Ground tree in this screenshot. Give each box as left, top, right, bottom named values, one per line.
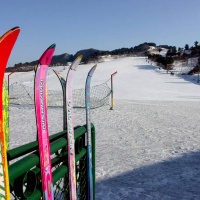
left=171, top=46, right=177, bottom=54
left=156, top=56, right=174, bottom=68
left=198, top=57, right=200, bottom=66
left=194, top=41, right=198, bottom=47
left=185, top=44, right=189, bottom=50
left=178, top=47, right=182, bottom=52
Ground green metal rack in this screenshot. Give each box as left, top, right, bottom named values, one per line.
left=8, top=124, right=96, bottom=200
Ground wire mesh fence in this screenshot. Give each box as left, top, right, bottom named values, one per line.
left=9, top=82, right=111, bottom=109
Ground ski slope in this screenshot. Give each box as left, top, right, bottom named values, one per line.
left=8, top=57, right=200, bottom=199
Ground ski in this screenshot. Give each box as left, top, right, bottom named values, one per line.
left=3, top=80, right=9, bottom=151
left=66, top=55, right=82, bottom=200
left=53, top=70, right=67, bottom=130
left=0, top=26, right=20, bottom=199
left=85, top=65, right=97, bottom=200
left=34, top=44, right=56, bottom=200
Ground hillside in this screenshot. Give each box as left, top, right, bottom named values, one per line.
left=6, top=43, right=175, bottom=72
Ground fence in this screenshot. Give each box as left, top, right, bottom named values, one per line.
left=9, top=82, right=111, bottom=109
left=8, top=124, right=96, bottom=200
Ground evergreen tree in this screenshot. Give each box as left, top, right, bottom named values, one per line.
left=185, top=44, right=189, bottom=50
left=194, top=41, right=198, bottom=47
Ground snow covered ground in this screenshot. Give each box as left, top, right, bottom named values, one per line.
left=7, top=57, right=200, bottom=199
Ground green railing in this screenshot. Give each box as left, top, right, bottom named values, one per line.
left=8, top=124, right=96, bottom=200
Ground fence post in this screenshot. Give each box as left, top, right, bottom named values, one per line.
left=110, top=71, right=117, bottom=110
left=197, top=67, right=200, bottom=83
left=8, top=72, right=14, bottom=96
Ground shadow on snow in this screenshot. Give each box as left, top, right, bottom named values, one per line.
left=135, top=65, right=157, bottom=71
left=96, top=150, right=200, bottom=200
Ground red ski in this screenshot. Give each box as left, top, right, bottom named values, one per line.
left=0, top=27, right=20, bottom=199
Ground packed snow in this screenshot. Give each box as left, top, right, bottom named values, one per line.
left=7, top=57, right=200, bottom=199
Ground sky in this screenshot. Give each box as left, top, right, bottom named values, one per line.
left=1, top=0, right=200, bottom=66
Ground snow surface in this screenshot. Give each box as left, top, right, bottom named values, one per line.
left=8, top=57, right=200, bottom=199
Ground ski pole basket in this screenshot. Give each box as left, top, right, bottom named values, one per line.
left=8, top=124, right=96, bottom=200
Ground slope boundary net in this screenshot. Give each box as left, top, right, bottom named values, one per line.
left=9, top=82, right=111, bottom=109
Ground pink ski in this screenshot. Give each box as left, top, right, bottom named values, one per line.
left=34, top=44, right=56, bottom=200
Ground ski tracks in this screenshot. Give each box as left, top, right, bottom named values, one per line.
left=9, top=99, right=200, bottom=199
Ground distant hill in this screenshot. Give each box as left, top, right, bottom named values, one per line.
left=74, top=48, right=103, bottom=64
left=6, top=42, right=174, bottom=72
left=6, top=53, right=74, bottom=72
left=74, top=48, right=101, bottom=58
left=51, top=53, right=74, bottom=65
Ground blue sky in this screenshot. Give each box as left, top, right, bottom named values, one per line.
left=1, top=0, right=200, bottom=66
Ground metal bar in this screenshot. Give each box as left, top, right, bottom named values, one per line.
left=110, top=71, right=117, bottom=110
left=9, top=153, right=39, bottom=183
left=8, top=72, right=14, bottom=96
left=7, top=130, right=66, bottom=160
left=8, top=124, right=83, bottom=161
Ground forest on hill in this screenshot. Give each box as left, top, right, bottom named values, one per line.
left=6, top=41, right=200, bottom=74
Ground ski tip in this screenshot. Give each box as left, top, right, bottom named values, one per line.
left=39, top=43, right=56, bottom=65
left=53, top=69, right=66, bottom=80
left=77, top=55, right=83, bottom=59
left=88, top=64, right=97, bottom=76
left=0, top=26, right=20, bottom=72
left=0, top=26, right=20, bottom=42
left=11, top=27, right=20, bottom=37
left=70, top=55, right=83, bottom=71
left=48, top=43, right=56, bottom=49
left=11, top=26, right=20, bottom=31
left=53, top=69, right=60, bottom=75
left=91, top=64, right=97, bottom=71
